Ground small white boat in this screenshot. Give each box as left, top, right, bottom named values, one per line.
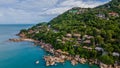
left=36, top=60, right=39, bottom=64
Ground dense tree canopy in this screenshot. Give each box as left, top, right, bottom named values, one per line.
left=20, top=0, right=120, bottom=65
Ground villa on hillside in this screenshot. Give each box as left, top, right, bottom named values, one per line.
left=69, top=7, right=87, bottom=14
left=112, top=52, right=120, bottom=57
left=95, top=47, right=104, bottom=52
left=108, top=12, right=119, bottom=17
left=96, top=13, right=106, bottom=19
left=66, top=34, right=72, bottom=38
left=83, top=35, right=94, bottom=39
left=83, top=40, right=91, bottom=44
left=28, top=30, right=34, bottom=34
left=73, top=34, right=81, bottom=38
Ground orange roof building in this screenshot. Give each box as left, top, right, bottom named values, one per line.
left=108, top=12, right=119, bottom=17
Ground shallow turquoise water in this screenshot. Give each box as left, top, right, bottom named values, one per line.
left=0, top=24, right=99, bottom=68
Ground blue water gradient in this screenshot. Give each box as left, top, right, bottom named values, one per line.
left=0, top=24, right=99, bottom=68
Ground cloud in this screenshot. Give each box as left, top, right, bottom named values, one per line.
left=59, top=0, right=101, bottom=8
left=0, top=0, right=17, bottom=5
left=41, top=0, right=109, bottom=16
left=42, top=7, right=71, bottom=15
left=0, top=8, right=40, bottom=23
left=0, top=0, right=110, bottom=24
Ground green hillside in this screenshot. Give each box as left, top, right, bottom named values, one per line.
left=19, top=0, right=120, bottom=65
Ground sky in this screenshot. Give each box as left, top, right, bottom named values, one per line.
left=0, top=0, right=110, bottom=24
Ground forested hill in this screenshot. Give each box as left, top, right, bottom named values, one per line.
left=49, top=0, right=120, bottom=26
left=20, top=0, right=120, bottom=65
left=96, top=0, right=120, bottom=13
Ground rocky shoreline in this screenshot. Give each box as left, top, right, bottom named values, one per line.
left=9, top=38, right=120, bottom=68
left=9, top=38, right=36, bottom=42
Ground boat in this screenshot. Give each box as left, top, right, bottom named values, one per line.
left=36, top=60, right=39, bottom=64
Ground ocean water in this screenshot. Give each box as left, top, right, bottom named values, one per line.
left=0, top=24, right=99, bottom=68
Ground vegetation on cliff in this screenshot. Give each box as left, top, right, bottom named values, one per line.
left=19, top=0, right=120, bottom=65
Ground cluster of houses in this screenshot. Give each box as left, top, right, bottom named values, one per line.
left=68, top=7, right=119, bottom=19
left=108, top=12, right=119, bottom=17
left=56, top=33, right=94, bottom=46
left=96, top=12, right=119, bottom=20
left=59, top=33, right=94, bottom=45
left=69, top=7, right=87, bottom=14
left=27, top=25, right=51, bottom=34
left=28, top=29, right=40, bottom=34
left=27, top=25, right=43, bottom=34
left=60, top=33, right=120, bottom=57
left=96, top=13, right=106, bottom=19
left=95, top=47, right=120, bottom=57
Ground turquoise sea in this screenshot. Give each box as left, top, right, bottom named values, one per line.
left=0, top=24, right=99, bottom=68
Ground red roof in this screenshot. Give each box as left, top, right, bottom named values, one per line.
left=109, top=12, right=118, bottom=16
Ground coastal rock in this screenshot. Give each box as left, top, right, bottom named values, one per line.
left=44, top=56, right=65, bottom=66
left=66, top=56, right=72, bottom=60
left=50, top=61, right=55, bottom=66
left=71, top=60, right=78, bottom=66
left=89, top=59, right=95, bottom=64
left=100, top=62, right=108, bottom=68
left=18, top=33, right=26, bottom=38
left=9, top=38, right=22, bottom=42
left=13, top=34, right=120, bottom=68
left=46, top=61, right=50, bottom=66
left=79, top=58, right=86, bottom=64
left=9, top=38, right=35, bottom=42
left=61, top=55, right=66, bottom=59
left=75, top=55, right=80, bottom=61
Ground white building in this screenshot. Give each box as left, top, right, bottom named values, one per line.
left=95, top=47, right=104, bottom=52
left=112, top=52, right=120, bottom=57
